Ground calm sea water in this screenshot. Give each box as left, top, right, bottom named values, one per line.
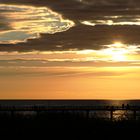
left=0, top=100, right=140, bottom=106
left=0, top=100, right=140, bottom=120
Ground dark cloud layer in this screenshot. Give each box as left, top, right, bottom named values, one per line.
left=1, top=25, right=140, bottom=52
left=1, top=0, right=140, bottom=20
left=0, top=0, right=140, bottom=52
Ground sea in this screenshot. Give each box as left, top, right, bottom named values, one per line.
left=0, top=100, right=140, bottom=106
left=0, top=100, right=140, bottom=121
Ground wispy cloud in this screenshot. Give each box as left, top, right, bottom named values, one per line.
left=75, top=0, right=140, bottom=6
left=81, top=15, right=140, bottom=26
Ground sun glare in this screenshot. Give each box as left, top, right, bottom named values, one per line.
left=108, top=42, right=125, bottom=48
left=102, top=42, right=129, bottom=61
left=112, top=52, right=126, bottom=62
left=113, top=42, right=124, bottom=48
left=103, top=48, right=127, bottom=61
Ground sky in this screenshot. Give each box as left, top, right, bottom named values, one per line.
left=0, top=0, right=140, bottom=99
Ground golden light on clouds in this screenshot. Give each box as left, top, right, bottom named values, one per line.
left=101, top=42, right=128, bottom=62
left=0, top=41, right=140, bottom=63
left=80, top=15, right=140, bottom=26
left=102, top=42, right=140, bottom=62
left=0, top=4, right=75, bottom=44
left=110, top=42, right=124, bottom=48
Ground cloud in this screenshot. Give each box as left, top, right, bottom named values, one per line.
left=0, top=1, right=140, bottom=53
left=1, top=24, right=140, bottom=52
left=0, top=4, right=74, bottom=44
left=75, top=0, right=140, bottom=7
left=81, top=15, right=140, bottom=26
left=1, top=0, right=140, bottom=20
left=0, top=41, right=140, bottom=64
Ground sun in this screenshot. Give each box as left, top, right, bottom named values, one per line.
left=111, top=51, right=127, bottom=61
left=108, top=42, right=124, bottom=48
left=103, top=42, right=128, bottom=61
left=113, top=42, right=124, bottom=48
left=107, top=48, right=127, bottom=61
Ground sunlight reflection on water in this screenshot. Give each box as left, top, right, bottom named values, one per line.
left=113, top=110, right=133, bottom=121
left=89, top=110, right=134, bottom=121
left=89, top=111, right=110, bottom=119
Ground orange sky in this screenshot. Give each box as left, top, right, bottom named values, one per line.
left=0, top=66, right=140, bottom=99
left=1, top=3, right=140, bottom=99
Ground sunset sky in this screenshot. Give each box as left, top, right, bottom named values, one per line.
left=0, top=0, right=140, bottom=99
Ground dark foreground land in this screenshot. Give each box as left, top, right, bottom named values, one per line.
left=0, top=113, right=140, bottom=139
left=0, top=100, right=140, bottom=138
